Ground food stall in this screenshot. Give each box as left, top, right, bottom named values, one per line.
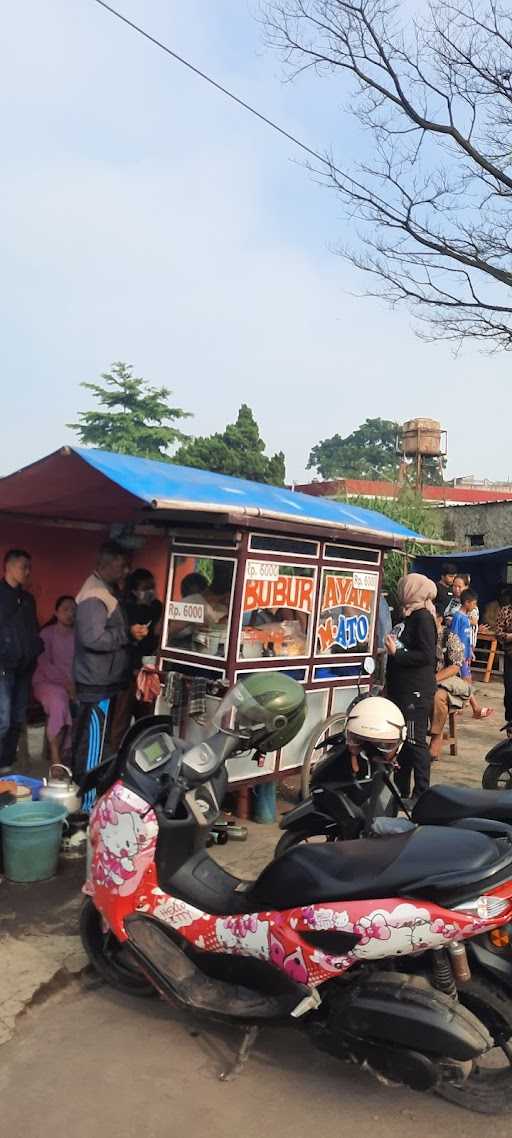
left=158, top=529, right=388, bottom=785
left=0, top=447, right=426, bottom=787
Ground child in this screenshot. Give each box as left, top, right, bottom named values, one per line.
left=462, top=573, right=480, bottom=655
left=452, top=589, right=493, bottom=720
left=444, top=575, right=466, bottom=626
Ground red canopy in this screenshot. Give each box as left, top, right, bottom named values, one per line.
left=0, top=449, right=143, bottom=524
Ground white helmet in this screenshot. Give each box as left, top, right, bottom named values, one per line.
left=346, top=696, right=406, bottom=762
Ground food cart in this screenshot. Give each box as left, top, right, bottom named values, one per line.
left=158, top=523, right=384, bottom=785
left=149, top=469, right=423, bottom=787
left=0, top=447, right=424, bottom=787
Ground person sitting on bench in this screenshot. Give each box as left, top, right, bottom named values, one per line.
left=33, top=596, right=76, bottom=766
left=430, top=605, right=470, bottom=761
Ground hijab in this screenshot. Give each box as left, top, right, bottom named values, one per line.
left=397, top=573, right=437, bottom=619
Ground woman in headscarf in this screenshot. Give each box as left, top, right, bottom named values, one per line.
left=385, top=573, right=438, bottom=800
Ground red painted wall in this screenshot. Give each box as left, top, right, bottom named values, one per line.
left=0, top=518, right=169, bottom=625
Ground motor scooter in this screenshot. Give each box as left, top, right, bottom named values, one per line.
left=80, top=677, right=512, bottom=1113
left=278, top=718, right=512, bottom=996
left=483, top=724, right=512, bottom=790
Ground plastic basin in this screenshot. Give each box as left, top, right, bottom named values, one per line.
left=0, top=801, right=68, bottom=882
left=6, top=773, right=45, bottom=800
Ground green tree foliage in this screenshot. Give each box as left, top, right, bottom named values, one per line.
left=68, top=362, right=191, bottom=460
left=340, top=487, right=443, bottom=607
left=174, top=404, right=286, bottom=486
left=308, top=417, right=444, bottom=484
left=309, top=418, right=398, bottom=481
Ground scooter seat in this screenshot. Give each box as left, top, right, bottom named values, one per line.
left=412, top=784, right=512, bottom=826
left=247, top=825, right=512, bottom=910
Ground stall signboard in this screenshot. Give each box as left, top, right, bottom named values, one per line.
left=316, top=569, right=377, bottom=655
left=246, top=560, right=280, bottom=582
left=168, top=600, right=205, bottom=623
left=239, top=563, right=316, bottom=660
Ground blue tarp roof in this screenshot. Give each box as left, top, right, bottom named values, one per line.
left=75, top=448, right=425, bottom=544
left=415, top=546, right=512, bottom=565
left=414, top=547, right=512, bottom=610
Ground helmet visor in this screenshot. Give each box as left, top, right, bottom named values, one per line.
left=211, top=682, right=268, bottom=733
left=347, top=731, right=401, bottom=762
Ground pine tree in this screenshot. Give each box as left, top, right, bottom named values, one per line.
left=175, top=404, right=286, bottom=485
left=68, top=362, right=191, bottom=460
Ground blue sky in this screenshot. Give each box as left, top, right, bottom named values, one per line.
left=2, top=0, right=511, bottom=482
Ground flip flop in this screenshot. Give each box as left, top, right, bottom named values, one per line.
left=473, top=707, right=495, bottom=719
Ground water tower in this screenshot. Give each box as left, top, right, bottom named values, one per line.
left=398, top=418, right=447, bottom=488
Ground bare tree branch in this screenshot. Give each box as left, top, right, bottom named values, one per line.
left=264, top=0, right=512, bottom=347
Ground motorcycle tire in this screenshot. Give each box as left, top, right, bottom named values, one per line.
left=275, top=827, right=334, bottom=857
left=482, top=764, right=512, bottom=791
left=300, top=713, right=348, bottom=800
left=436, top=974, right=512, bottom=1113
left=80, top=898, right=156, bottom=998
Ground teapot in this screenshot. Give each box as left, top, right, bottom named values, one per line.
left=40, top=764, right=81, bottom=816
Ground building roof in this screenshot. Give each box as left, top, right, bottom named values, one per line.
left=439, top=498, right=512, bottom=510
left=416, top=545, right=512, bottom=565
left=293, top=478, right=512, bottom=505
left=0, top=447, right=429, bottom=544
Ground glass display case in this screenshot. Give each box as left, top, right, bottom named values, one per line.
left=158, top=526, right=385, bottom=784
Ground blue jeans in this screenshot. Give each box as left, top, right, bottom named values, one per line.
left=0, top=670, right=30, bottom=770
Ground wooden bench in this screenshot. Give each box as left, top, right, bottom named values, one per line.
left=442, top=709, right=458, bottom=757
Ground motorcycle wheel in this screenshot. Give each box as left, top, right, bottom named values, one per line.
left=80, top=898, right=156, bottom=998
left=437, top=975, right=512, bottom=1113
left=300, top=713, right=348, bottom=800
left=275, top=827, right=334, bottom=857
left=482, top=765, right=512, bottom=790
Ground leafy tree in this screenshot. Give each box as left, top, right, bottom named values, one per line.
left=341, top=487, right=443, bottom=606
left=308, top=418, right=399, bottom=480
left=68, top=362, right=191, bottom=460
left=266, top=1, right=512, bottom=349
left=308, top=417, right=445, bottom=484
left=175, top=404, right=286, bottom=485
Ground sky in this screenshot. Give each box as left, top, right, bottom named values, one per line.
left=2, top=0, right=511, bottom=483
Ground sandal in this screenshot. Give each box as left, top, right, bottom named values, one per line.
left=473, top=707, right=495, bottom=719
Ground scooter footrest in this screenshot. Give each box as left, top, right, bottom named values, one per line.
left=125, top=916, right=301, bottom=1021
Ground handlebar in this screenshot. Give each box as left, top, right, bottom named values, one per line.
left=164, top=780, right=185, bottom=818
left=314, top=729, right=346, bottom=752
left=179, top=730, right=247, bottom=788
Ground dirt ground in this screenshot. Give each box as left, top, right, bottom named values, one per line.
left=2, top=981, right=511, bottom=1138
left=1, top=679, right=510, bottom=1135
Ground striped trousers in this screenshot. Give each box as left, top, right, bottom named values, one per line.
left=72, top=697, right=113, bottom=813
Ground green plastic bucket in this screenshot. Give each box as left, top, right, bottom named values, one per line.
left=0, top=801, right=68, bottom=883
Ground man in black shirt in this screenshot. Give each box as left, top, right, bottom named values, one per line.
left=0, top=549, right=42, bottom=773
left=435, top=562, right=457, bottom=617
left=109, top=568, right=163, bottom=752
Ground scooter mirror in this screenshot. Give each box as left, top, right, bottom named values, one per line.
left=363, top=656, right=376, bottom=676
